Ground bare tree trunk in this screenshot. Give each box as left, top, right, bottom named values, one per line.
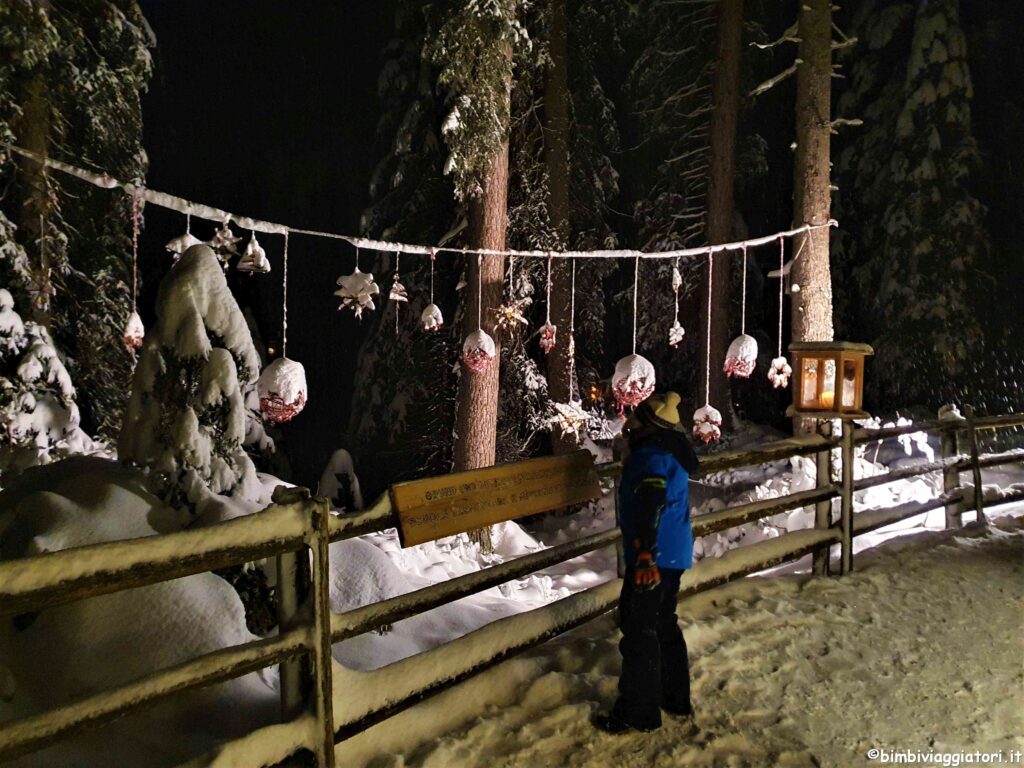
left=453, top=142, right=509, bottom=551
left=791, top=0, right=835, bottom=434
left=13, top=77, right=53, bottom=328
left=543, top=0, right=576, bottom=454
left=703, top=0, right=744, bottom=427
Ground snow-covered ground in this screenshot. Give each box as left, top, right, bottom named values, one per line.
left=344, top=510, right=1024, bottom=768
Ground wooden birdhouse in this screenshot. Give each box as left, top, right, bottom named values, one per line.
left=787, top=341, right=873, bottom=418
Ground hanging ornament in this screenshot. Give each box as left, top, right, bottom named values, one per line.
left=27, top=267, right=55, bottom=314
left=259, top=232, right=308, bottom=425
left=540, top=254, right=557, bottom=354
left=237, top=231, right=271, bottom=274
left=462, top=328, right=496, bottom=373
left=421, top=249, right=444, bottom=332
left=258, top=357, right=307, bottom=425
left=207, top=219, right=241, bottom=267
left=389, top=252, right=408, bottom=333
left=768, top=236, right=792, bottom=388
left=123, top=190, right=145, bottom=352
left=166, top=213, right=202, bottom=258
left=462, top=254, right=496, bottom=373
left=724, top=245, right=758, bottom=378
left=493, top=256, right=530, bottom=336
left=550, top=400, right=590, bottom=440
left=612, top=257, right=656, bottom=410
left=335, top=248, right=380, bottom=319
left=123, top=310, right=145, bottom=351
left=668, top=259, right=685, bottom=348
left=692, top=404, right=723, bottom=445
left=694, top=251, right=722, bottom=443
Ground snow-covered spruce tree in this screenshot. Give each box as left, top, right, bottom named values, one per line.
left=834, top=0, right=986, bottom=409
left=0, top=0, right=152, bottom=440
left=119, top=244, right=261, bottom=510
left=0, top=287, right=96, bottom=484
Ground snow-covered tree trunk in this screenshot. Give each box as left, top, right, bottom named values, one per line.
left=704, top=0, right=743, bottom=427
left=542, top=0, right=576, bottom=454
left=791, top=0, right=834, bottom=433
left=454, top=138, right=509, bottom=551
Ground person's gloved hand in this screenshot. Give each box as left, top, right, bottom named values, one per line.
left=633, top=550, right=661, bottom=590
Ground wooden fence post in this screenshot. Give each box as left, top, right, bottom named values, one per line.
left=276, top=547, right=309, bottom=721
left=812, top=420, right=834, bottom=576
left=839, top=419, right=855, bottom=575
left=939, top=406, right=963, bottom=529
left=965, top=405, right=987, bottom=527
left=309, top=497, right=337, bottom=768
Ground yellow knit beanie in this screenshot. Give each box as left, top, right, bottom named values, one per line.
left=635, top=391, right=682, bottom=429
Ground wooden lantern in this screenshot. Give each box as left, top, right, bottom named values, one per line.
left=787, top=341, right=873, bottom=418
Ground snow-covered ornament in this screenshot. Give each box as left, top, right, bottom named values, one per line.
left=207, top=219, right=241, bottom=267
left=123, top=310, right=145, bottom=351
left=462, top=254, right=496, bottom=373
left=258, top=357, right=307, bottom=424
left=166, top=213, right=202, bottom=259
left=724, top=245, right=758, bottom=378
left=768, top=356, right=792, bottom=389
left=335, top=249, right=380, bottom=319
left=550, top=400, right=590, bottom=440
left=540, top=322, right=557, bottom=354
left=237, top=231, right=271, bottom=274
left=669, top=260, right=685, bottom=348
left=421, top=249, right=444, bottom=332
left=724, top=333, right=758, bottom=378
left=768, top=236, right=791, bottom=390
left=462, top=328, right=496, bottom=373
left=612, top=353, right=656, bottom=409
left=692, top=404, right=722, bottom=445
left=540, top=254, right=557, bottom=354
left=613, top=257, right=656, bottom=409
left=493, top=257, right=529, bottom=337
left=26, top=267, right=56, bottom=314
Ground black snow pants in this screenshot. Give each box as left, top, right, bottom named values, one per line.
left=611, top=566, right=692, bottom=729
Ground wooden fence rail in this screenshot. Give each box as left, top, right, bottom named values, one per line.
left=1, top=409, right=1022, bottom=768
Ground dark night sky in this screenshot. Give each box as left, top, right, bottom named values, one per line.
left=138, top=1, right=395, bottom=487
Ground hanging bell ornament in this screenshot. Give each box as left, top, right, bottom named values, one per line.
left=123, top=310, right=145, bottom=351
left=420, top=303, right=444, bottom=332
left=237, top=233, right=271, bottom=274
left=334, top=268, right=380, bottom=319
left=540, top=322, right=557, bottom=354
left=767, top=356, right=793, bottom=389
left=723, top=333, right=758, bottom=378
left=258, top=357, right=308, bottom=425
left=462, top=329, right=496, bottom=373
left=611, top=354, right=656, bottom=410
left=692, top=404, right=722, bottom=445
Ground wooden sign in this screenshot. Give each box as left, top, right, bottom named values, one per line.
left=391, top=450, right=601, bottom=547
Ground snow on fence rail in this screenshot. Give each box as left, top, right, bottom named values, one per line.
left=1, top=410, right=1022, bottom=768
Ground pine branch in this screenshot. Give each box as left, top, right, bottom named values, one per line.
left=749, top=60, right=802, bottom=97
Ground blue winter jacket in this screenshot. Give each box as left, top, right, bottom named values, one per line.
left=618, top=430, right=699, bottom=570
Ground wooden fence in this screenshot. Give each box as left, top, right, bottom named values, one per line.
left=1, top=408, right=1022, bottom=767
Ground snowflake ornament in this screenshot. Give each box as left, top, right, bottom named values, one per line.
left=462, top=329, right=496, bottom=373
left=335, top=268, right=380, bottom=319
left=237, top=233, right=271, bottom=274
left=692, top=404, right=722, bottom=445
left=540, top=322, right=557, bottom=354
left=767, top=356, right=793, bottom=389
left=612, top=354, right=656, bottom=410
left=550, top=400, right=590, bottom=440
left=421, top=303, right=444, bottom=332
left=207, top=221, right=241, bottom=267
left=123, top=310, right=145, bottom=351
left=724, top=333, right=758, bottom=378
left=166, top=232, right=203, bottom=258
left=493, top=297, right=530, bottom=336
left=258, top=357, right=308, bottom=424
left=668, top=320, right=685, bottom=348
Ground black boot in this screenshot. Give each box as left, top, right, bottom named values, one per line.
left=592, top=711, right=658, bottom=734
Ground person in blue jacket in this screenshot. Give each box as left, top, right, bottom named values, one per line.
left=593, top=391, right=699, bottom=734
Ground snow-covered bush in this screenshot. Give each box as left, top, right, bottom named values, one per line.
left=119, top=244, right=262, bottom=509
left=0, top=287, right=96, bottom=482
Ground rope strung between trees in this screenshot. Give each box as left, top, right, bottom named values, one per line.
left=3, top=143, right=836, bottom=262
